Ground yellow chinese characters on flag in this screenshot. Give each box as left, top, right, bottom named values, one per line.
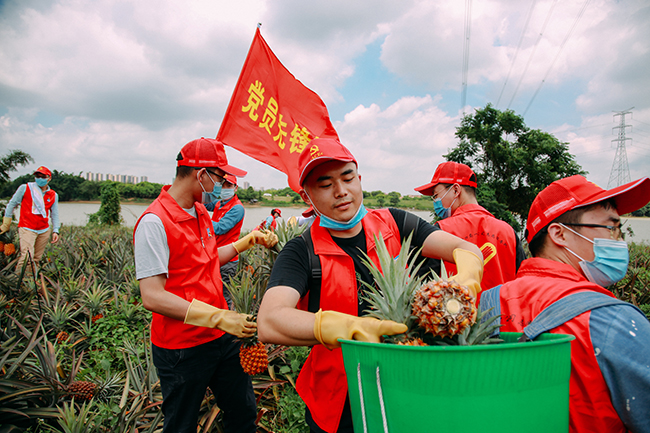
left=217, top=28, right=339, bottom=193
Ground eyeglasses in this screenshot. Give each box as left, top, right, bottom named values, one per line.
left=205, top=169, right=226, bottom=186
left=431, top=185, right=452, bottom=201
left=561, top=223, right=625, bottom=241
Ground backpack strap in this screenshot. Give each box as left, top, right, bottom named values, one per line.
left=401, top=210, right=419, bottom=239
left=521, top=291, right=642, bottom=341
left=301, top=228, right=322, bottom=313
left=479, top=285, right=502, bottom=337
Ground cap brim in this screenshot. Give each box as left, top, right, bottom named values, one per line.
left=414, top=182, right=435, bottom=195
left=218, top=165, right=247, bottom=178
left=579, top=177, right=650, bottom=215
left=302, top=206, right=315, bottom=217
left=299, top=156, right=356, bottom=186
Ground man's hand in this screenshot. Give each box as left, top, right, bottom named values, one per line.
left=0, top=217, right=12, bottom=234
left=232, top=230, right=278, bottom=253
left=448, top=248, right=484, bottom=299
left=184, top=299, right=256, bottom=338
left=51, top=233, right=60, bottom=244
left=313, top=309, right=407, bottom=350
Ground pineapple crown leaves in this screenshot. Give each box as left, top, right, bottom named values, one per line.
left=358, top=232, right=427, bottom=324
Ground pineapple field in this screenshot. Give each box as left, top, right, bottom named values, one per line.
left=1, top=221, right=649, bottom=432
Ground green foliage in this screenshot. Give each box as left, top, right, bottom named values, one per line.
left=631, top=204, right=650, bottom=217
left=0, top=150, right=34, bottom=185
left=446, top=104, right=585, bottom=230
left=610, top=242, right=650, bottom=307
left=387, top=191, right=401, bottom=206
left=88, top=183, right=121, bottom=226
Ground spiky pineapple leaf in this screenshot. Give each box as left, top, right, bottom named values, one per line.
left=358, top=232, right=427, bottom=324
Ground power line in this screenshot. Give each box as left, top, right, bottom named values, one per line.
left=461, top=0, right=472, bottom=113
left=496, top=0, right=537, bottom=108
left=523, top=0, right=591, bottom=116
left=507, top=0, right=558, bottom=109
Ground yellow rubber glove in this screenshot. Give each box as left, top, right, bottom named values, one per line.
left=448, top=248, right=484, bottom=299
left=232, top=230, right=278, bottom=253
left=313, top=309, right=408, bottom=350
left=0, top=217, right=12, bottom=234
left=184, top=299, right=256, bottom=338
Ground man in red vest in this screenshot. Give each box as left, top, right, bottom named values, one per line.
left=133, top=137, right=277, bottom=433
left=415, top=162, right=526, bottom=300
left=258, top=138, right=485, bottom=433
left=205, top=175, right=244, bottom=307
left=1, top=166, right=60, bottom=273
left=483, top=175, right=650, bottom=432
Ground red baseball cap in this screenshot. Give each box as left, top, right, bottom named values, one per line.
left=177, top=137, right=247, bottom=177
left=415, top=161, right=477, bottom=195
left=272, top=208, right=282, bottom=217
left=526, top=175, right=650, bottom=243
left=34, top=166, right=52, bottom=177
left=302, top=206, right=315, bottom=218
left=223, top=175, right=237, bottom=186
left=298, top=138, right=357, bottom=186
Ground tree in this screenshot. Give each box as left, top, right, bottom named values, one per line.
left=88, top=183, right=122, bottom=225
left=0, top=150, right=34, bottom=185
left=446, top=104, right=585, bottom=231
left=376, top=193, right=386, bottom=208
left=388, top=191, right=401, bottom=207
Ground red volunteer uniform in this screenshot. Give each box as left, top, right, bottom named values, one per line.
left=211, top=195, right=244, bottom=262
left=19, top=183, right=57, bottom=231
left=437, top=204, right=518, bottom=297
left=498, top=257, right=625, bottom=433
left=296, top=209, right=401, bottom=433
left=134, top=186, right=228, bottom=349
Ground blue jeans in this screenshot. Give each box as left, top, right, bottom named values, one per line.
left=152, top=334, right=256, bottom=433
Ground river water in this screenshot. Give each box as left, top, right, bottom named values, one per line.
left=52, top=202, right=650, bottom=244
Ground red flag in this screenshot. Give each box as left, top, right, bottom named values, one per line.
left=217, top=28, right=339, bottom=193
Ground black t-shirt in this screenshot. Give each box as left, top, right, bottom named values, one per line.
left=266, top=208, right=440, bottom=316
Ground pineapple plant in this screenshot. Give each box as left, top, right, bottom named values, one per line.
left=227, top=267, right=269, bottom=375
left=360, top=234, right=501, bottom=346
left=66, top=380, right=98, bottom=401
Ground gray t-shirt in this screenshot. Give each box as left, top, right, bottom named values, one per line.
left=134, top=207, right=197, bottom=280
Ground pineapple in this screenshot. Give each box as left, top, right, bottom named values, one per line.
left=358, top=233, right=427, bottom=344
left=227, top=267, right=269, bottom=376
left=4, top=243, right=15, bottom=256
left=360, top=233, right=501, bottom=346
left=67, top=380, right=97, bottom=402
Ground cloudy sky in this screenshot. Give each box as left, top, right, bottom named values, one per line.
left=1, top=0, right=649, bottom=196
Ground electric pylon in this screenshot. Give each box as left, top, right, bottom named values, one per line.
left=607, top=108, right=633, bottom=188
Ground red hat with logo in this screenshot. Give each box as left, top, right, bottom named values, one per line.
left=298, top=138, right=357, bottom=187
left=177, top=137, right=247, bottom=177
left=34, top=166, right=52, bottom=177
left=526, top=175, right=650, bottom=243
left=223, top=175, right=238, bottom=186
left=415, top=161, right=477, bottom=196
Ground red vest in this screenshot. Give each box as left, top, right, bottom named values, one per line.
left=211, top=196, right=244, bottom=262
left=437, top=204, right=518, bottom=300
left=499, top=258, right=626, bottom=433
left=296, top=209, right=402, bottom=433
left=19, top=183, right=56, bottom=231
left=134, top=186, right=228, bottom=349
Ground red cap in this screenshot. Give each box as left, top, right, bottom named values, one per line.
left=177, top=137, right=247, bottom=177
left=298, top=138, right=357, bottom=186
left=415, top=161, right=477, bottom=195
left=302, top=206, right=315, bottom=218
left=34, top=166, right=52, bottom=177
left=223, top=174, right=237, bottom=186
left=526, top=175, right=650, bottom=243
left=272, top=208, right=282, bottom=217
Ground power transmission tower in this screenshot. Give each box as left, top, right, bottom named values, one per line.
left=607, top=108, right=633, bottom=188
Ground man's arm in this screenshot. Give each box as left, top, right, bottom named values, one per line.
left=140, top=273, right=190, bottom=321
left=421, top=230, right=482, bottom=261
left=213, top=204, right=244, bottom=235
left=257, top=285, right=319, bottom=346
left=50, top=192, right=60, bottom=243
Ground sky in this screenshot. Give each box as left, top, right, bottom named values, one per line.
left=1, top=0, right=649, bottom=197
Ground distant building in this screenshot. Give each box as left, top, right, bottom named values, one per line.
left=242, top=181, right=250, bottom=189
left=84, top=172, right=147, bottom=185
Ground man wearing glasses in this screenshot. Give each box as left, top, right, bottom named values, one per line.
left=482, top=175, right=650, bottom=432
left=133, top=137, right=277, bottom=432
left=415, top=162, right=526, bottom=301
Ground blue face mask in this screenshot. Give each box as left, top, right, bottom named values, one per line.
left=199, top=171, right=222, bottom=204
left=562, top=224, right=629, bottom=287
left=220, top=188, right=235, bottom=202
left=433, top=186, right=456, bottom=219
left=35, top=177, right=49, bottom=187
left=318, top=203, right=368, bottom=231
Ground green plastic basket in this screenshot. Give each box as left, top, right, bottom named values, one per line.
left=340, top=332, right=575, bottom=433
